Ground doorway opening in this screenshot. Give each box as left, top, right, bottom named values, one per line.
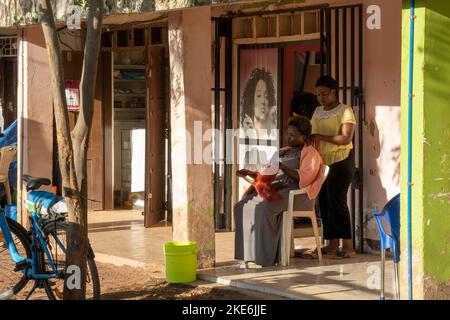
left=87, top=26, right=171, bottom=258
left=0, top=56, right=17, bottom=130
left=0, top=34, right=18, bottom=209
left=101, top=26, right=171, bottom=229
left=112, top=49, right=147, bottom=215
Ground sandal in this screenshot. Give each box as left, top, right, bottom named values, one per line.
left=330, top=248, right=357, bottom=259
left=320, top=246, right=339, bottom=255
left=245, top=262, right=262, bottom=269
left=295, top=248, right=318, bottom=259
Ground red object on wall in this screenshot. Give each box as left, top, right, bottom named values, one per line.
left=65, top=80, right=80, bottom=111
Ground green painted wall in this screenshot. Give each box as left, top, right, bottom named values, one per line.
left=421, top=0, right=450, bottom=284
left=401, top=0, right=450, bottom=298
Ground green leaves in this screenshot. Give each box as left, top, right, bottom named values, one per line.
left=73, top=0, right=89, bottom=9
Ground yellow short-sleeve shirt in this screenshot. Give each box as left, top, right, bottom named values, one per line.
left=311, top=104, right=356, bottom=166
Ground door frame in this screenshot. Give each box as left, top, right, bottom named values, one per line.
left=213, top=3, right=365, bottom=251
left=144, top=45, right=169, bottom=228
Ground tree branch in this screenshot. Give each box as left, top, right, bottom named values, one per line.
left=72, top=0, right=104, bottom=193
left=38, top=0, right=78, bottom=196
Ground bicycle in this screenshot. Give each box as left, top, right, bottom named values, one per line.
left=0, top=175, right=100, bottom=300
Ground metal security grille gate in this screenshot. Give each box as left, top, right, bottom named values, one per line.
left=212, top=18, right=233, bottom=231
left=212, top=4, right=364, bottom=250
left=322, top=4, right=365, bottom=252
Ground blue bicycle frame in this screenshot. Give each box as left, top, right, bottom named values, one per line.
left=0, top=211, right=29, bottom=265
left=0, top=209, right=65, bottom=280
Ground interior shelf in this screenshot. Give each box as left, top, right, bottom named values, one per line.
left=114, top=79, right=146, bottom=82
left=114, top=65, right=145, bottom=70
left=115, top=93, right=146, bottom=97
left=114, top=108, right=146, bottom=112
left=113, top=50, right=147, bottom=119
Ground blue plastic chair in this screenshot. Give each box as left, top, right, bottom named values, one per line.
left=372, top=193, right=400, bottom=300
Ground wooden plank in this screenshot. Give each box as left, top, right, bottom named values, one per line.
left=231, top=43, right=238, bottom=231
left=103, top=52, right=114, bottom=210
left=62, top=51, right=107, bottom=210
left=87, top=52, right=106, bottom=210
left=233, top=32, right=320, bottom=45
left=144, top=46, right=166, bottom=227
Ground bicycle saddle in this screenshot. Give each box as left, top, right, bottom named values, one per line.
left=22, top=175, right=51, bottom=191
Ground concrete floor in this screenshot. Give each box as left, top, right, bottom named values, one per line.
left=88, top=210, right=236, bottom=266
left=88, top=210, right=396, bottom=300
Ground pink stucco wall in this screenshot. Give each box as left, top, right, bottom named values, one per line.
left=359, top=0, right=402, bottom=242
left=21, top=26, right=53, bottom=184
left=16, top=26, right=53, bottom=223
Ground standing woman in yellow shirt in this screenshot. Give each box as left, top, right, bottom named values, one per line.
left=311, top=76, right=356, bottom=259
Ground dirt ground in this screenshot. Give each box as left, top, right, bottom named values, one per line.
left=98, top=262, right=281, bottom=300
left=9, top=262, right=283, bottom=300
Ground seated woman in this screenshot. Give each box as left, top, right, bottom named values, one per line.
left=234, top=115, right=324, bottom=267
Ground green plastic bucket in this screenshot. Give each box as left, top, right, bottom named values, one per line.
left=164, top=241, right=197, bottom=283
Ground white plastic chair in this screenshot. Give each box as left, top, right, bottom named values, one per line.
left=280, top=165, right=329, bottom=266
left=0, top=145, right=17, bottom=205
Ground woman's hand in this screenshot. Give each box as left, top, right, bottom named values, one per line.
left=312, top=123, right=355, bottom=146
left=236, top=169, right=255, bottom=178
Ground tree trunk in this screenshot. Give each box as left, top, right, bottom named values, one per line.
left=67, top=0, right=103, bottom=300
left=72, top=0, right=103, bottom=193
left=38, top=0, right=104, bottom=299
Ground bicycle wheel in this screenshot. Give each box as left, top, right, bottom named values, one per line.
left=0, top=217, right=32, bottom=299
left=41, top=221, right=100, bottom=300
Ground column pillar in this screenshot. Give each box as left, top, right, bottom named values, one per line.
left=17, top=26, right=53, bottom=224
left=401, top=0, right=450, bottom=299
left=168, top=7, right=215, bottom=268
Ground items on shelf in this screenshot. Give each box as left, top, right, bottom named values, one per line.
left=113, top=70, right=123, bottom=79
left=119, top=52, right=132, bottom=65
left=114, top=88, right=146, bottom=95
left=128, top=97, right=144, bottom=108
left=113, top=51, right=147, bottom=116
left=114, top=97, right=145, bottom=109
left=114, top=69, right=145, bottom=80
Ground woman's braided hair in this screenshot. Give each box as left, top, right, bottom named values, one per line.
left=287, top=115, right=312, bottom=145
